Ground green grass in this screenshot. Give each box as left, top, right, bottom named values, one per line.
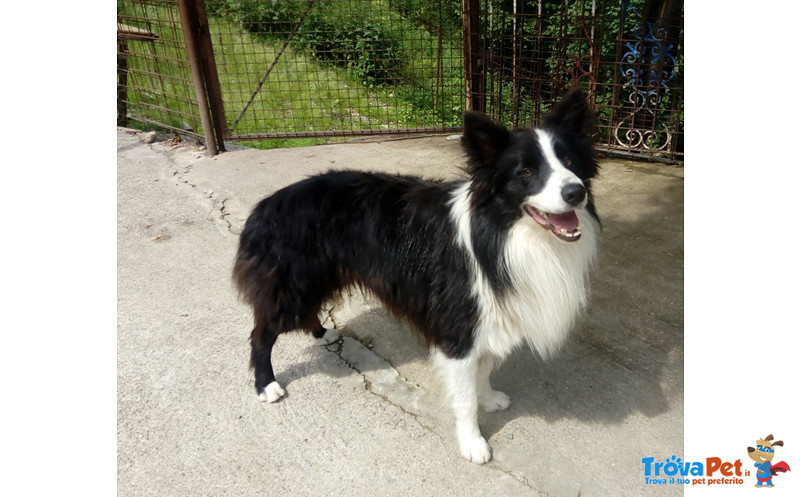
left=119, top=1, right=464, bottom=149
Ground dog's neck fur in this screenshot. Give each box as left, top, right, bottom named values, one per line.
left=449, top=180, right=598, bottom=360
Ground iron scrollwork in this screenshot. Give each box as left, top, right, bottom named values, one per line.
left=615, top=2, right=679, bottom=152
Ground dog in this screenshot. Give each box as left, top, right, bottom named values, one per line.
left=233, top=89, right=600, bottom=464
left=747, top=434, right=791, bottom=487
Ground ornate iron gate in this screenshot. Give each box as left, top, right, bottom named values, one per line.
left=471, top=0, right=683, bottom=160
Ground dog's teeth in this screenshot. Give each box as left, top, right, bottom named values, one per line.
left=558, top=227, right=582, bottom=239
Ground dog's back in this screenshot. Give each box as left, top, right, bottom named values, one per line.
left=234, top=171, right=477, bottom=354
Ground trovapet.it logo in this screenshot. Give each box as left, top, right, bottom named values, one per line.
left=641, top=433, right=792, bottom=488
left=641, top=455, right=747, bottom=487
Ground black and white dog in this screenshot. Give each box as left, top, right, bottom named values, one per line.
left=234, top=89, right=599, bottom=463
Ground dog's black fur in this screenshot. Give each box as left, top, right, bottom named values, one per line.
left=234, top=89, right=599, bottom=416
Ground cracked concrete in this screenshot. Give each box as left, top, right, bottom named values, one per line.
left=118, top=127, right=683, bottom=496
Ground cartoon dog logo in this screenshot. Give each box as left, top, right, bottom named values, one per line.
left=747, top=434, right=791, bottom=488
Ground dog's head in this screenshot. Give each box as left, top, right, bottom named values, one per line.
left=461, top=89, right=598, bottom=242
left=748, top=434, right=783, bottom=463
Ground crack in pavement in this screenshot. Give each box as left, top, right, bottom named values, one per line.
left=320, top=327, right=542, bottom=494
left=155, top=143, right=241, bottom=238
left=324, top=334, right=441, bottom=439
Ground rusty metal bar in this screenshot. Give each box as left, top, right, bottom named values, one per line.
left=177, top=0, right=218, bottom=155
left=511, top=0, right=519, bottom=127
left=193, top=0, right=227, bottom=151
left=118, top=40, right=129, bottom=127
left=117, top=23, right=160, bottom=41
left=135, top=116, right=203, bottom=137
left=230, top=126, right=462, bottom=140
left=462, top=0, right=484, bottom=112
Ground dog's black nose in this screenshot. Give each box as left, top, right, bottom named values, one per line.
left=561, top=183, right=586, bottom=206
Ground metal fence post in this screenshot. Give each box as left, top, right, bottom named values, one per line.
left=118, top=40, right=129, bottom=127
left=193, top=0, right=227, bottom=152
left=177, top=0, right=218, bottom=155
left=462, top=0, right=485, bottom=113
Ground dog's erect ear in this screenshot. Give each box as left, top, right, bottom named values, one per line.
left=462, top=111, right=510, bottom=170
left=543, top=89, right=594, bottom=137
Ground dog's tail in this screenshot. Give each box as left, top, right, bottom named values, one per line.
left=232, top=200, right=276, bottom=308
left=233, top=197, right=325, bottom=336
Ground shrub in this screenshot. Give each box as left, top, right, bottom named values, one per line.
left=305, top=16, right=404, bottom=86
left=216, top=0, right=405, bottom=86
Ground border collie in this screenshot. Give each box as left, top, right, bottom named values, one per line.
left=234, top=89, right=599, bottom=464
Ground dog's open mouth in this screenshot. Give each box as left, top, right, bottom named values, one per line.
left=524, top=205, right=582, bottom=242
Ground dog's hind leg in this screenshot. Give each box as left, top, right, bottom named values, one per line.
left=310, top=317, right=340, bottom=346
left=250, top=316, right=285, bottom=403
left=432, top=350, right=492, bottom=464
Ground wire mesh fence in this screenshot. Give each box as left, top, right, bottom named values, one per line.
left=118, top=0, right=205, bottom=139
left=117, top=0, right=683, bottom=160
left=204, top=0, right=465, bottom=139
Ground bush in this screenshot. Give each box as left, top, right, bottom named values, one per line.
left=216, top=0, right=405, bottom=86
left=297, top=11, right=405, bottom=86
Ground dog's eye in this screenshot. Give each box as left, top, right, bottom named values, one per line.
left=520, top=168, right=533, bottom=177
left=565, top=158, right=573, bottom=166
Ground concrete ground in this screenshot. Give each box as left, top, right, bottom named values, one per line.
left=117, top=128, right=683, bottom=496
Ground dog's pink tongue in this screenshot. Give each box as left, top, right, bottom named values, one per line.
left=548, top=211, right=579, bottom=232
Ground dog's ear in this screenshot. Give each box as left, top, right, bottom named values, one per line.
left=772, top=440, right=784, bottom=447
left=543, top=89, right=594, bottom=137
left=462, top=111, right=510, bottom=171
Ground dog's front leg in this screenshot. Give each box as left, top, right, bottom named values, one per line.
left=434, top=351, right=492, bottom=464
left=477, top=355, right=511, bottom=412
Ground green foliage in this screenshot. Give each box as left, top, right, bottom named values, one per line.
left=208, top=0, right=465, bottom=124
left=298, top=12, right=405, bottom=86
left=478, top=0, right=681, bottom=148
left=119, top=0, right=465, bottom=139
left=213, top=0, right=406, bottom=86
left=388, top=0, right=461, bottom=35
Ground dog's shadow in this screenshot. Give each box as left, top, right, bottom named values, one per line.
left=278, top=298, right=674, bottom=434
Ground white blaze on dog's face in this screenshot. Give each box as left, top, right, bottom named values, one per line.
left=525, top=130, right=587, bottom=213
left=518, top=129, right=589, bottom=241
left=460, top=90, right=598, bottom=243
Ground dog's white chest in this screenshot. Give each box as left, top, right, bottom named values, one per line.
left=475, top=211, right=598, bottom=359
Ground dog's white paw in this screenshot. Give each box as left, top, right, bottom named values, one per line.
left=459, top=436, right=492, bottom=464
left=314, top=328, right=340, bottom=346
left=479, top=389, right=511, bottom=412
left=258, top=381, right=286, bottom=403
